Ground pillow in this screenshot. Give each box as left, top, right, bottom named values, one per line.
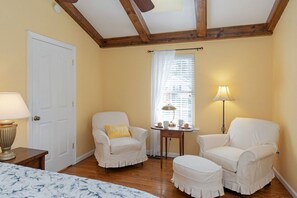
left=104, top=124, right=131, bottom=139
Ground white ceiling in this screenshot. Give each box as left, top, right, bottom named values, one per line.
left=207, top=0, right=276, bottom=28
left=142, top=0, right=196, bottom=34
left=74, top=0, right=138, bottom=38
left=74, top=0, right=276, bottom=38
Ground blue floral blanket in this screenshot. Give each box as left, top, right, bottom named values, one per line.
left=0, top=162, right=157, bottom=198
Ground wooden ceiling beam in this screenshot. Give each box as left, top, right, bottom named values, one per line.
left=102, top=24, right=271, bottom=48
left=55, top=0, right=104, bottom=47
left=56, top=0, right=287, bottom=48
left=207, top=24, right=270, bottom=39
left=119, top=0, right=151, bottom=42
left=266, top=0, right=289, bottom=32
left=195, top=0, right=207, bottom=37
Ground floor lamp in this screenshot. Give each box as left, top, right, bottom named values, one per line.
left=214, top=86, right=234, bottom=134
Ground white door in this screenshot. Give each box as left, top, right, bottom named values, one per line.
left=28, top=32, right=76, bottom=172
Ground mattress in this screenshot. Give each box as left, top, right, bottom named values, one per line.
left=0, top=162, right=157, bottom=198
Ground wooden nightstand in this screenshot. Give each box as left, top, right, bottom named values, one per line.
left=4, top=147, right=48, bottom=170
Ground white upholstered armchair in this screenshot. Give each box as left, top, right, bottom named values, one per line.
left=92, top=112, right=148, bottom=168
left=197, top=117, right=279, bottom=195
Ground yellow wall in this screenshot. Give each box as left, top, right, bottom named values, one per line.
left=101, top=36, right=274, bottom=155
left=2, top=1, right=295, bottom=193
left=272, top=0, right=297, bottom=193
left=0, top=0, right=103, bottom=157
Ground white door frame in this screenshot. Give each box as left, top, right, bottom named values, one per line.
left=27, top=31, right=76, bottom=165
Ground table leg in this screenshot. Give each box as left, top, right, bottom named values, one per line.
left=179, top=135, right=182, bottom=156
left=182, top=132, right=184, bottom=155
left=160, top=132, right=163, bottom=168
left=165, top=137, right=168, bottom=159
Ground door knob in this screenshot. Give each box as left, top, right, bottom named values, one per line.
left=33, top=116, right=41, bottom=121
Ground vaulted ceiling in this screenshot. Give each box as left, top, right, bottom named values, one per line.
left=55, top=0, right=289, bottom=48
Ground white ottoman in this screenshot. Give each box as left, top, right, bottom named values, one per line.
left=171, top=155, right=224, bottom=198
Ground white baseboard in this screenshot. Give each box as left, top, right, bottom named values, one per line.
left=274, top=168, right=297, bottom=198
left=75, top=149, right=95, bottom=164
left=164, top=152, right=179, bottom=158
left=146, top=150, right=180, bottom=158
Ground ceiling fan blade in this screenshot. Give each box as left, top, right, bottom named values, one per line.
left=133, top=0, right=154, bottom=12
left=62, top=0, right=78, bottom=3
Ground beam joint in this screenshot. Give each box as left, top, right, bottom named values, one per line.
left=266, top=0, right=289, bottom=32
left=119, top=0, right=151, bottom=42
left=195, top=0, right=207, bottom=37
left=55, top=0, right=104, bottom=47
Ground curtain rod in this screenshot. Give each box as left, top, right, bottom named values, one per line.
left=147, top=47, right=203, bottom=53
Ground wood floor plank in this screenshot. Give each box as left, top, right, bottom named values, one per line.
left=61, top=156, right=292, bottom=198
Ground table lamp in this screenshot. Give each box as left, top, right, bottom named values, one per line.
left=0, top=92, right=30, bottom=161
left=162, top=104, right=176, bottom=127
left=214, top=86, right=234, bottom=134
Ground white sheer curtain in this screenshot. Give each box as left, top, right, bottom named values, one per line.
left=150, top=51, right=175, bottom=156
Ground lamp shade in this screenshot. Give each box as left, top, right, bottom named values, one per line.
left=214, top=86, right=233, bottom=101
left=162, top=104, right=176, bottom=110
left=0, top=92, right=30, bottom=120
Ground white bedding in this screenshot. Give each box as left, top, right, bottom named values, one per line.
left=0, top=162, right=157, bottom=198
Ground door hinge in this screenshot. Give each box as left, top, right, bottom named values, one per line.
left=72, top=59, right=74, bottom=65
left=72, top=143, right=75, bottom=149
left=72, top=101, right=74, bottom=107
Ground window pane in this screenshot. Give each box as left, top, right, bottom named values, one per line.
left=161, top=55, right=195, bottom=126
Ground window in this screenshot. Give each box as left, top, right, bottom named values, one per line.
left=160, top=54, right=195, bottom=126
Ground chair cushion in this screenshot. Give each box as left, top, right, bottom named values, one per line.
left=204, top=146, right=244, bottom=172
left=105, top=125, right=131, bottom=139
left=173, top=155, right=222, bottom=177
left=110, top=137, right=142, bottom=154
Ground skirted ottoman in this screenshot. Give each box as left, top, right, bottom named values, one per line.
left=171, top=155, right=224, bottom=198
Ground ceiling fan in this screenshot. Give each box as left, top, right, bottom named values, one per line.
left=62, top=0, right=155, bottom=12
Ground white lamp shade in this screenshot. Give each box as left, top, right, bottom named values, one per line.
left=214, top=86, right=234, bottom=101
left=0, top=92, right=30, bottom=120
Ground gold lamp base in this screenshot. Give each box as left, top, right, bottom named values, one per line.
left=0, top=150, right=16, bottom=161
left=0, top=122, right=17, bottom=161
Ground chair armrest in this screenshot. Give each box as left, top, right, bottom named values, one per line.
left=129, top=126, right=148, bottom=143
left=239, top=144, right=276, bottom=162
left=92, top=129, right=110, bottom=145
left=197, top=134, right=229, bottom=155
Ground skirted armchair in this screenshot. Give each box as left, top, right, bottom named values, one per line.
left=197, top=117, right=279, bottom=195
left=92, top=112, right=148, bottom=168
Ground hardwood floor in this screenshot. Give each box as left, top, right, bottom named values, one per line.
left=61, top=156, right=292, bottom=198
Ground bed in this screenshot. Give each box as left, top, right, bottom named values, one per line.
left=0, top=162, right=157, bottom=198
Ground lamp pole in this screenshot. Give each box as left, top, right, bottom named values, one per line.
left=221, top=100, right=226, bottom=134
